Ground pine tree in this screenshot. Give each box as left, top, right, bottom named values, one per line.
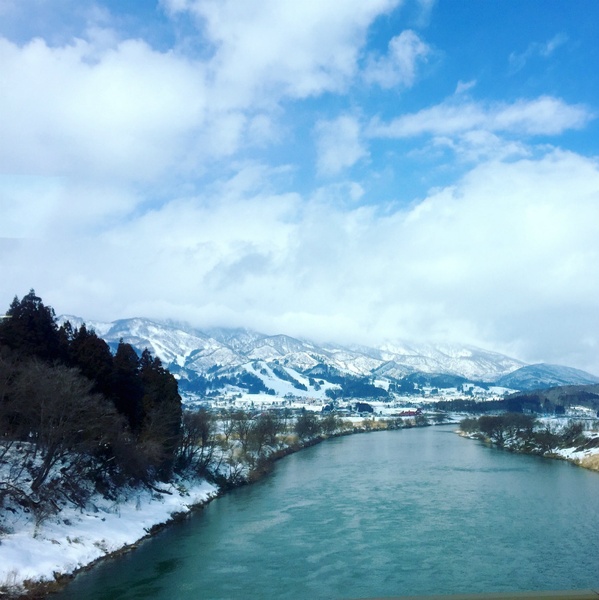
left=111, top=340, right=144, bottom=431
left=139, top=349, right=182, bottom=477
left=0, top=290, right=60, bottom=361
left=69, top=325, right=114, bottom=397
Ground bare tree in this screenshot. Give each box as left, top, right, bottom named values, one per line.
left=219, top=409, right=235, bottom=445
left=13, top=360, right=120, bottom=494
left=232, top=410, right=253, bottom=451
left=178, top=409, right=217, bottom=475
left=248, top=412, right=281, bottom=454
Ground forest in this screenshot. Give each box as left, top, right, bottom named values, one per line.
left=0, top=292, right=359, bottom=528
left=0, top=291, right=192, bottom=519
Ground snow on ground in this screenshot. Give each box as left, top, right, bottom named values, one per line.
left=0, top=478, right=217, bottom=593
left=553, top=430, right=599, bottom=463
left=2, top=411, right=597, bottom=594
left=245, top=361, right=338, bottom=400
left=556, top=445, right=598, bottom=461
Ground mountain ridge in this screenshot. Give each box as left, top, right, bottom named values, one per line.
left=57, top=315, right=599, bottom=397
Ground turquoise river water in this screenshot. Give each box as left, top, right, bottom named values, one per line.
left=54, top=425, right=599, bottom=599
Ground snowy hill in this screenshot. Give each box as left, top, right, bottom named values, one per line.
left=57, top=316, right=597, bottom=398
left=495, top=364, right=599, bottom=391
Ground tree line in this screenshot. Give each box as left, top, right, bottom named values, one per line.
left=180, top=407, right=350, bottom=487
left=0, top=291, right=183, bottom=519
left=0, top=290, right=436, bottom=528
left=0, top=292, right=358, bottom=521
left=459, top=413, right=591, bottom=454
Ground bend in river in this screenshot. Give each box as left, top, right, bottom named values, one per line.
left=55, top=426, right=599, bottom=599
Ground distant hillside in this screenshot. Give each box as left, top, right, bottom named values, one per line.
left=495, top=364, right=599, bottom=391
left=57, top=316, right=599, bottom=399
left=505, top=383, right=599, bottom=414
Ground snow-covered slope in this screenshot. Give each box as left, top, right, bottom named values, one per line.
left=57, top=316, right=597, bottom=396
left=375, top=341, right=525, bottom=381
left=496, top=364, right=599, bottom=390
left=59, top=316, right=243, bottom=370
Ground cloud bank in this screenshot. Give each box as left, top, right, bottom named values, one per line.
left=1, top=1, right=598, bottom=375
left=3, top=150, right=598, bottom=373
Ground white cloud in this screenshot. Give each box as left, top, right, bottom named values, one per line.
left=0, top=36, right=208, bottom=181
left=0, top=0, right=404, bottom=212
left=0, top=175, right=140, bottom=238
left=246, top=114, right=281, bottom=148
left=315, top=115, right=368, bottom=176
left=164, top=0, right=400, bottom=103
left=509, top=33, right=568, bottom=72
left=370, top=96, right=593, bottom=138
left=311, top=181, right=365, bottom=205
left=491, top=97, right=591, bottom=135
left=413, top=0, right=436, bottom=27
left=363, top=30, right=431, bottom=89
left=432, top=130, right=531, bottom=162
left=455, top=79, right=476, bottom=95
left=3, top=151, right=598, bottom=372
left=369, top=95, right=594, bottom=165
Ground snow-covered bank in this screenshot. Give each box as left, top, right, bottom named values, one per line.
left=457, top=415, right=599, bottom=473
left=0, top=416, right=421, bottom=597
left=552, top=441, right=599, bottom=471
left=0, top=478, right=217, bottom=597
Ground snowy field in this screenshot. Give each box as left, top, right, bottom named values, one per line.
left=0, top=476, right=216, bottom=595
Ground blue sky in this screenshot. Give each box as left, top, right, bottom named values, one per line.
left=1, top=0, right=598, bottom=373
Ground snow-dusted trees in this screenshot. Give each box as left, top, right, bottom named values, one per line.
left=476, top=413, right=536, bottom=447
left=0, top=355, right=127, bottom=521
left=459, top=413, right=591, bottom=457
left=294, top=409, right=321, bottom=440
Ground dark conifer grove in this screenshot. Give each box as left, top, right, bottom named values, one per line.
left=0, top=290, right=185, bottom=517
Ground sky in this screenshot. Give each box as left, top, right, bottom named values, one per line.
left=1, top=0, right=598, bottom=374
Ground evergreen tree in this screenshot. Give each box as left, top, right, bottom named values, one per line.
left=56, top=320, right=74, bottom=364
left=138, top=349, right=182, bottom=476
left=111, top=340, right=144, bottom=431
left=0, top=290, right=60, bottom=361
left=0, top=291, right=191, bottom=498
left=69, top=325, right=114, bottom=397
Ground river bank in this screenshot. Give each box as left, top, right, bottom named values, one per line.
left=0, top=417, right=417, bottom=599
left=457, top=415, right=599, bottom=472
left=459, top=430, right=599, bottom=472
left=47, top=423, right=599, bottom=599
left=14, top=414, right=595, bottom=599
left=0, top=477, right=218, bottom=599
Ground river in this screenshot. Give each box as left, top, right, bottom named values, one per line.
left=54, top=426, right=599, bottom=599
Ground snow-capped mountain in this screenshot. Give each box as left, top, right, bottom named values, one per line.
left=58, top=315, right=597, bottom=397
left=495, top=364, right=599, bottom=391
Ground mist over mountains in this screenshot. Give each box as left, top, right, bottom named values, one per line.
left=59, top=316, right=599, bottom=399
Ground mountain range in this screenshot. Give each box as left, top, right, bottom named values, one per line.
left=59, top=316, right=599, bottom=400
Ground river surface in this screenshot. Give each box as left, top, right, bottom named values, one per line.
left=55, top=426, right=599, bottom=599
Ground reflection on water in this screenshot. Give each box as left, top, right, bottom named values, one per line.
left=56, top=426, right=599, bottom=599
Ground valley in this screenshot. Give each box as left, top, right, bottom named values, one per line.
left=58, top=315, right=599, bottom=417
